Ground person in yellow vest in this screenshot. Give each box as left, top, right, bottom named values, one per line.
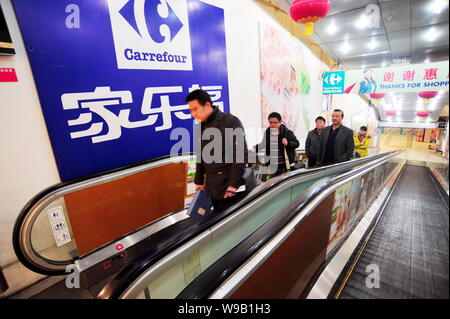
left=354, top=126, right=371, bottom=158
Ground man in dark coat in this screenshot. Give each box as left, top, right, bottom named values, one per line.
left=305, top=116, right=326, bottom=168
left=319, top=109, right=355, bottom=166
left=187, top=89, right=251, bottom=213
left=254, top=112, right=300, bottom=177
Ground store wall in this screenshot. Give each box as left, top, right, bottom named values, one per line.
left=0, top=0, right=332, bottom=296
left=214, top=0, right=330, bottom=147
left=330, top=93, right=371, bottom=130
left=0, top=0, right=61, bottom=297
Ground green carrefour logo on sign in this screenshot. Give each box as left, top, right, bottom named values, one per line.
left=323, top=71, right=345, bottom=94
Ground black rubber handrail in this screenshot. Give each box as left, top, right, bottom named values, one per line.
left=12, top=153, right=194, bottom=276
left=98, top=151, right=399, bottom=299
left=175, top=154, right=400, bottom=299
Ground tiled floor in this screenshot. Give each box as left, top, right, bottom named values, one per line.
left=369, top=134, right=449, bottom=164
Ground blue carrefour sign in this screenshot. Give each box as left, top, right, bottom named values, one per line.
left=13, top=0, right=230, bottom=181
left=323, top=71, right=345, bottom=94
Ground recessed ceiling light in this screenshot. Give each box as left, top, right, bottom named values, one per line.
left=429, top=0, right=448, bottom=14
left=367, top=39, right=378, bottom=50
left=355, top=14, right=371, bottom=29
left=425, top=28, right=440, bottom=42
left=340, top=42, right=351, bottom=54
left=327, top=23, right=338, bottom=35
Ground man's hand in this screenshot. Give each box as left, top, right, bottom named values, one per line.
left=195, top=184, right=205, bottom=191
left=282, top=138, right=288, bottom=146
left=224, top=186, right=238, bottom=198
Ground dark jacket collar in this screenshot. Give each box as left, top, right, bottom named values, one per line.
left=204, top=106, right=223, bottom=124
left=314, top=128, right=323, bottom=135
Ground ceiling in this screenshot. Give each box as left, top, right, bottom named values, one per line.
left=275, top=0, right=449, bottom=69
left=374, top=90, right=449, bottom=123
left=274, top=0, right=449, bottom=123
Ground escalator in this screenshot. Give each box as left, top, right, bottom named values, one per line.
left=96, top=151, right=405, bottom=299
left=331, top=164, right=449, bottom=299
left=13, top=151, right=410, bottom=299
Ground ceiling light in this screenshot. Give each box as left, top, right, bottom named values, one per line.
left=425, top=28, right=440, bottom=42
left=367, top=39, right=378, bottom=50
left=340, top=42, right=351, bottom=54
left=382, top=61, right=387, bottom=67
left=327, top=23, right=338, bottom=35
left=355, top=14, right=371, bottom=29
left=429, top=0, right=448, bottom=14
left=424, top=58, right=430, bottom=63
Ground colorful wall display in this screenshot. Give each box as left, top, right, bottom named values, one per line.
left=327, top=161, right=395, bottom=256
left=323, top=61, right=449, bottom=94
left=13, top=0, right=230, bottom=181
left=259, top=23, right=312, bottom=137
left=328, top=183, right=352, bottom=249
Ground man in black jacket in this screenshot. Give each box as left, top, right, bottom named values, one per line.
left=187, top=89, right=250, bottom=213
left=305, top=116, right=326, bottom=168
left=319, top=109, right=355, bottom=166
left=254, top=112, right=300, bottom=177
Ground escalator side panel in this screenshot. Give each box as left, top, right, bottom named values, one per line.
left=228, top=194, right=334, bottom=299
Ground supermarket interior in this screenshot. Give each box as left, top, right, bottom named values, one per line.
left=0, top=0, right=448, bottom=301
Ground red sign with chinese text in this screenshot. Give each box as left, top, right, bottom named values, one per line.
left=0, top=68, right=18, bottom=82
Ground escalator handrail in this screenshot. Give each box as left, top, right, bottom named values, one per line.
left=175, top=151, right=402, bottom=299
left=13, top=153, right=194, bottom=275
left=98, top=151, right=400, bottom=299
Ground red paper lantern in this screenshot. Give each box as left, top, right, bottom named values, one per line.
left=290, top=0, right=330, bottom=36
left=418, top=91, right=439, bottom=104
left=369, top=93, right=386, bottom=103
left=385, top=110, right=396, bottom=116
left=370, top=93, right=386, bottom=99
left=416, top=111, right=430, bottom=117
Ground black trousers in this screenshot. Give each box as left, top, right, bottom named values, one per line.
left=212, top=191, right=250, bottom=214
left=272, top=163, right=287, bottom=177
left=308, top=157, right=318, bottom=168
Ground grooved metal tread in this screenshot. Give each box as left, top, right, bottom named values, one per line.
left=339, top=165, right=449, bottom=299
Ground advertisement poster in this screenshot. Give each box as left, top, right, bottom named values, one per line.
left=348, top=177, right=362, bottom=229
left=259, top=23, right=311, bottom=137
left=357, top=173, right=370, bottom=215
left=323, top=61, right=449, bottom=94
left=0, top=5, right=15, bottom=55
left=13, top=0, right=230, bottom=181
left=416, top=128, right=425, bottom=142
left=328, top=183, right=351, bottom=249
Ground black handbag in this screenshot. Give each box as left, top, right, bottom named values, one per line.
left=289, top=162, right=305, bottom=171
left=243, top=166, right=257, bottom=191
left=283, top=147, right=305, bottom=171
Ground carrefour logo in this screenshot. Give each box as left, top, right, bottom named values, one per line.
left=108, top=0, right=193, bottom=71
left=323, top=71, right=346, bottom=94
left=324, top=72, right=343, bottom=86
